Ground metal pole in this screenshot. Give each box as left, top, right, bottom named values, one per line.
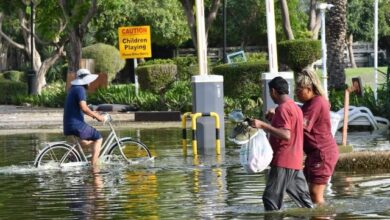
left=223, top=0, right=227, bottom=63
left=265, top=0, right=278, bottom=73
left=28, top=0, right=37, bottom=95
left=134, top=59, right=139, bottom=96
left=30, top=1, right=34, bottom=67
left=342, top=89, right=350, bottom=147
left=195, top=0, right=208, bottom=75
left=320, top=9, right=328, bottom=99
left=374, top=0, right=378, bottom=101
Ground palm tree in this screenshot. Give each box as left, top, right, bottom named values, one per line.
left=326, top=0, right=347, bottom=90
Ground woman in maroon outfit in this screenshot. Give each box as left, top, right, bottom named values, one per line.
left=295, top=68, right=339, bottom=205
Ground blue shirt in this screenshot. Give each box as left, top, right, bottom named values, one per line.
left=63, top=85, right=87, bottom=135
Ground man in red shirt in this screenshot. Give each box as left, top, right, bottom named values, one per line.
left=251, top=76, right=313, bottom=211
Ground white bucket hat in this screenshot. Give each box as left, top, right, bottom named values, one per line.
left=71, top=68, right=98, bottom=85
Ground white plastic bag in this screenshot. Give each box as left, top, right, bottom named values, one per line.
left=239, top=129, right=273, bottom=174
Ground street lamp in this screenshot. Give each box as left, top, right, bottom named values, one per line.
left=317, top=3, right=333, bottom=99
left=27, top=0, right=37, bottom=95
left=222, top=0, right=227, bottom=63
left=374, top=0, right=378, bottom=101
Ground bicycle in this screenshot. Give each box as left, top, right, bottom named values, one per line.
left=34, top=113, right=152, bottom=168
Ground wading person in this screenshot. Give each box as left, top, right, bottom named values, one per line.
left=250, top=76, right=313, bottom=211
left=295, top=68, right=339, bottom=205
left=63, top=68, right=105, bottom=166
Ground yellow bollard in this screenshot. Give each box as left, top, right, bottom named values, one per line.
left=181, top=112, right=192, bottom=156
left=181, top=111, right=221, bottom=157
left=191, top=113, right=202, bottom=155
left=210, top=112, right=221, bottom=155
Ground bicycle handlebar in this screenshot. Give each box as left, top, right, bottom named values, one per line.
left=101, top=112, right=113, bottom=125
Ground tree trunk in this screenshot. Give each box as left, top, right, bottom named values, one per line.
left=0, top=38, right=8, bottom=71
left=311, top=15, right=321, bottom=40
left=67, top=30, right=82, bottom=73
left=205, top=0, right=221, bottom=39
left=59, top=0, right=97, bottom=73
left=347, top=34, right=357, bottom=68
left=179, top=0, right=221, bottom=50
left=36, top=46, right=64, bottom=93
left=308, top=0, right=321, bottom=39
left=279, top=0, right=294, bottom=40
left=327, top=0, right=347, bottom=90
left=179, top=0, right=197, bottom=48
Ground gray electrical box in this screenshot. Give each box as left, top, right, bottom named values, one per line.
left=261, top=72, right=294, bottom=116
left=192, top=75, right=225, bottom=155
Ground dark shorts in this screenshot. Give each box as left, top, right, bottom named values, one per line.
left=304, top=149, right=339, bottom=184
left=64, top=123, right=102, bottom=141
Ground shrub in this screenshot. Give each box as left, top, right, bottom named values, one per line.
left=278, top=39, right=321, bottom=73
left=212, top=61, right=268, bottom=99
left=174, top=56, right=198, bottom=82
left=13, top=83, right=66, bottom=107
left=82, top=43, right=125, bottom=81
left=89, top=84, right=162, bottom=111
left=140, top=57, right=198, bottom=82
left=164, top=81, right=192, bottom=112
left=3, top=70, right=24, bottom=82
left=246, top=52, right=268, bottom=62
left=136, top=64, right=177, bottom=93
left=89, top=84, right=139, bottom=105
left=0, top=80, right=27, bottom=104
left=139, top=58, right=175, bottom=66
left=213, top=61, right=268, bottom=117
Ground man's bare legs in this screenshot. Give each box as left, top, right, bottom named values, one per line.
left=309, top=183, right=326, bottom=205
left=80, top=138, right=103, bottom=166
left=91, top=138, right=102, bottom=166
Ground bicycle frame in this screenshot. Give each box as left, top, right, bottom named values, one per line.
left=61, top=121, right=124, bottom=165
left=35, top=113, right=151, bottom=168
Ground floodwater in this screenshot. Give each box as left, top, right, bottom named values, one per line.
left=0, top=127, right=390, bottom=219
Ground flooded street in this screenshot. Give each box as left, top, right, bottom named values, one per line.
left=0, top=127, right=390, bottom=219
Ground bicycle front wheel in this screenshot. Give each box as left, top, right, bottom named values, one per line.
left=107, top=138, right=152, bottom=164
left=34, top=143, right=81, bottom=168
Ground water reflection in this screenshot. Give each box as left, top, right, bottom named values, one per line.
left=334, top=129, right=390, bottom=151
left=78, top=167, right=105, bottom=220
left=0, top=128, right=390, bottom=219
left=122, top=169, right=158, bottom=218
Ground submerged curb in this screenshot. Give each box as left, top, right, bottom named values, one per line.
left=0, top=105, right=181, bottom=135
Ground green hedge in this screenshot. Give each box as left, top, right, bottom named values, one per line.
left=140, top=57, right=198, bottom=82
left=0, top=80, right=27, bottom=104
left=3, top=70, right=25, bottom=82
left=213, top=61, right=268, bottom=117
left=174, top=56, right=198, bottom=82
left=212, top=61, right=268, bottom=98
left=136, top=64, right=177, bottom=93
left=278, top=39, right=321, bottom=73
left=82, top=43, right=125, bottom=81
left=12, top=83, right=66, bottom=107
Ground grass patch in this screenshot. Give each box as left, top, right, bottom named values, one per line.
left=316, top=66, right=388, bottom=88
left=345, top=66, right=387, bottom=88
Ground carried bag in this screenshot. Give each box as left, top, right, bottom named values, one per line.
left=239, top=129, right=273, bottom=174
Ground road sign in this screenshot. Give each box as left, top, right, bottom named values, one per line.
left=118, top=26, right=152, bottom=59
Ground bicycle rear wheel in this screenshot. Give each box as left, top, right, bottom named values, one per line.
left=34, top=143, right=81, bottom=168
left=107, top=138, right=152, bottom=164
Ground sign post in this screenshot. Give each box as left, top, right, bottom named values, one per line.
left=118, top=26, right=152, bottom=95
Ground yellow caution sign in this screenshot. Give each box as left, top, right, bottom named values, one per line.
left=118, top=26, right=152, bottom=59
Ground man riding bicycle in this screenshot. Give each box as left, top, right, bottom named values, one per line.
left=63, top=68, right=104, bottom=166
